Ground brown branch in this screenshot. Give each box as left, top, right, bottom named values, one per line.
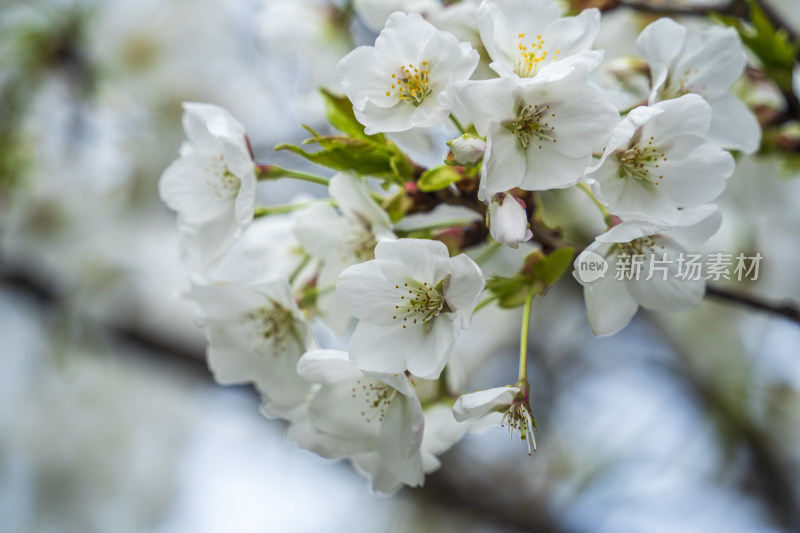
left=651, top=320, right=800, bottom=531
left=705, top=284, right=800, bottom=325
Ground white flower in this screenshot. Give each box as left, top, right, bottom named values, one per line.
left=447, top=134, right=486, bottom=165
left=337, top=12, right=479, bottom=135
left=477, top=0, right=602, bottom=81
left=354, top=0, right=440, bottom=30
left=487, top=193, right=532, bottom=248
left=293, top=173, right=395, bottom=332
left=211, top=214, right=311, bottom=284
left=456, top=67, right=618, bottom=199
left=453, top=385, right=537, bottom=454
left=295, top=349, right=426, bottom=492
left=572, top=204, right=722, bottom=336
left=587, top=94, right=734, bottom=225
left=637, top=18, right=761, bottom=154
left=159, top=103, right=257, bottom=271
left=189, top=277, right=315, bottom=407
left=337, top=238, right=484, bottom=379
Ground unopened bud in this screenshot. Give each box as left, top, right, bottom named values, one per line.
left=487, top=193, right=533, bottom=249
left=447, top=134, right=486, bottom=166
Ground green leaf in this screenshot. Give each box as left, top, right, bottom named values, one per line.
left=485, top=275, right=531, bottom=308
left=382, top=188, right=414, bottom=223
left=485, top=248, right=575, bottom=308
left=417, top=165, right=463, bottom=192
left=276, top=137, right=402, bottom=178
left=524, top=248, right=575, bottom=288
left=320, top=88, right=386, bottom=142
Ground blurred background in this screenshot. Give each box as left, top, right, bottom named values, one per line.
left=1, top=0, right=800, bottom=532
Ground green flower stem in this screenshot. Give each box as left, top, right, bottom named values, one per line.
left=576, top=182, right=615, bottom=226
left=473, top=293, right=498, bottom=313
left=473, top=241, right=502, bottom=265
left=254, top=199, right=334, bottom=218
left=518, top=285, right=536, bottom=382
left=449, top=113, right=467, bottom=135
left=297, top=283, right=335, bottom=308
left=255, top=165, right=330, bottom=186
left=288, top=255, right=312, bottom=286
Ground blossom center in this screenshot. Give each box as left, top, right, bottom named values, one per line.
left=338, top=228, right=377, bottom=264
left=392, top=279, right=445, bottom=328
left=500, top=400, right=537, bottom=455
left=503, top=103, right=557, bottom=150
left=242, top=301, right=297, bottom=355
left=616, top=136, right=666, bottom=185
left=390, top=63, right=432, bottom=107
left=204, top=154, right=241, bottom=198
left=661, top=69, right=699, bottom=99
left=351, top=379, right=398, bottom=424
left=514, top=33, right=559, bottom=78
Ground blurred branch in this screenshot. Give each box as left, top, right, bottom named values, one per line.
left=609, top=0, right=798, bottom=47
left=653, top=321, right=800, bottom=531
left=0, top=265, right=209, bottom=374
left=705, top=285, right=800, bottom=325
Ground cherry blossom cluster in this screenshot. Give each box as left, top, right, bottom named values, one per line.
left=159, top=0, right=760, bottom=491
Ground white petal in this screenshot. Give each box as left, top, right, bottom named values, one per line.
left=336, top=260, right=400, bottom=326
left=588, top=106, right=663, bottom=174
left=522, top=142, right=590, bottom=190
left=356, top=99, right=415, bottom=134
left=337, top=46, right=397, bottom=111
left=643, top=94, right=711, bottom=141
left=182, top=102, right=247, bottom=154
left=706, top=94, right=761, bottom=154
left=454, top=77, right=518, bottom=136
left=453, top=386, right=519, bottom=422
left=349, top=321, right=421, bottom=375
left=657, top=142, right=734, bottom=207
left=674, top=26, right=746, bottom=98
left=296, top=349, right=362, bottom=384
left=329, top=172, right=392, bottom=232
left=626, top=243, right=705, bottom=312
left=583, top=273, right=639, bottom=336
left=596, top=219, right=662, bottom=244
left=636, top=18, right=687, bottom=99
left=664, top=204, right=722, bottom=246
left=443, top=253, right=485, bottom=328
left=540, top=8, right=601, bottom=63
left=481, top=122, right=528, bottom=199
left=377, top=393, right=425, bottom=486
left=374, top=238, right=451, bottom=286
left=159, top=155, right=236, bottom=225
left=405, top=313, right=461, bottom=379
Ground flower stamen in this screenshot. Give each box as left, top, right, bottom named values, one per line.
left=393, top=62, right=432, bottom=107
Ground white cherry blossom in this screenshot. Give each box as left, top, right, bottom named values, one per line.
left=637, top=17, right=761, bottom=154
left=587, top=94, right=734, bottom=225
left=456, top=67, right=618, bottom=199
left=293, top=172, right=395, bottom=333
left=295, top=349, right=425, bottom=492
left=159, top=103, right=257, bottom=271
left=337, top=238, right=484, bottom=379
left=573, top=204, right=722, bottom=336
left=354, top=0, right=440, bottom=30
left=453, top=385, right=537, bottom=454
left=190, top=277, right=315, bottom=407
left=487, top=193, right=532, bottom=248
left=337, top=11, right=479, bottom=134
left=477, top=0, right=602, bottom=82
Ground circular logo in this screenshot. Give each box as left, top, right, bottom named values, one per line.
left=575, top=250, right=608, bottom=283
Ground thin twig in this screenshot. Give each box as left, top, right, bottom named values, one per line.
left=705, top=284, right=800, bottom=325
